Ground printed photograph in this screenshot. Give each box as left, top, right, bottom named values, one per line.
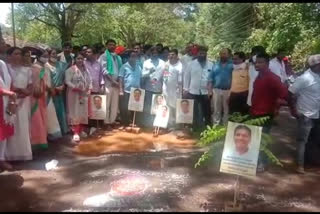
left=128, top=88, right=145, bottom=112
left=151, top=94, right=166, bottom=115
left=89, top=95, right=107, bottom=120
left=176, top=99, right=194, bottom=124
left=220, top=122, right=262, bottom=177
left=153, top=105, right=170, bottom=128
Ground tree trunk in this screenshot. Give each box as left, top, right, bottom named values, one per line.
left=60, top=27, right=73, bottom=46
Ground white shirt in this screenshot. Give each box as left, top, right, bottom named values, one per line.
left=269, top=58, right=288, bottom=83
left=162, top=60, right=183, bottom=108
left=176, top=111, right=193, bottom=124
left=289, top=69, right=320, bottom=119
left=98, top=52, right=121, bottom=88
left=228, top=145, right=258, bottom=163
left=183, top=59, right=213, bottom=95
left=180, top=54, right=193, bottom=71
left=247, top=61, right=258, bottom=106
left=142, top=58, right=165, bottom=93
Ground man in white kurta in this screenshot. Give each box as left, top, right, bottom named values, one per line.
left=180, top=44, right=194, bottom=72
left=269, top=49, right=288, bottom=84
left=162, top=49, right=183, bottom=129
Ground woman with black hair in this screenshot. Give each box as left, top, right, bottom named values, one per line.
left=30, top=48, right=51, bottom=150
left=46, top=48, right=69, bottom=135
left=43, top=48, right=63, bottom=141
left=65, top=52, right=92, bottom=142
left=5, top=47, right=33, bottom=161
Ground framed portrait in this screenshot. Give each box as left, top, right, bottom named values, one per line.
left=176, top=99, right=194, bottom=124
left=150, top=94, right=166, bottom=115
left=153, top=105, right=170, bottom=128
left=128, top=88, right=145, bottom=112
left=220, top=122, right=262, bottom=177
left=89, top=95, right=107, bottom=120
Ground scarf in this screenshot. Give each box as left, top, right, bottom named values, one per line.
left=105, top=50, right=122, bottom=75
left=0, top=61, right=15, bottom=125
left=31, top=67, right=46, bottom=116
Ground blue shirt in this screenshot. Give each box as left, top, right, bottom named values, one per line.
left=210, top=59, right=233, bottom=90
left=119, top=62, right=142, bottom=93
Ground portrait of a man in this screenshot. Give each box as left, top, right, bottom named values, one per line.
left=128, top=87, right=145, bottom=112
left=133, top=88, right=142, bottom=102
left=180, top=99, right=190, bottom=114
left=89, top=95, right=107, bottom=120
left=176, top=99, right=194, bottom=124
left=233, top=125, right=252, bottom=156
left=220, top=122, right=262, bottom=177
left=93, top=96, right=103, bottom=110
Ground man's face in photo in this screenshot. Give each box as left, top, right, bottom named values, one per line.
left=134, top=90, right=141, bottom=102
left=181, top=101, right=189, bottom=114
left=234, top=128, right=251, bottom=155
left=94, top=97, right=102, bottom=109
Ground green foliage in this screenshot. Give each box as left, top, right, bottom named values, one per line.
left=198, top=125, right=226, bottom=146
left=10, top=3, right=320, bottom=69
left=194, top=113, right=283, bottom=168
left=195, top=141, right=224, bottom=168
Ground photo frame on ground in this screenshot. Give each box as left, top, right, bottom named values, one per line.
left=153, top=105, right=170, bottom=128
left=128, top=88, right=145, bottom=112
left=176, top=99, right=194, bottom=124
left=89, top=95, right=107, bottom=120
left=220, top=122, right=262, bottom=177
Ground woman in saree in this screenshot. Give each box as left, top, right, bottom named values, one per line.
left=0, top=58, right=17, bottom=170
left=41, top=49, right=63, bottom=141
left=5, top=47, right=33, bottom=161
left=65, top=53, right=92, bottom=142
left=46, top=48, right=69, bottom=135
left=30, top=49, right=50, bottom=149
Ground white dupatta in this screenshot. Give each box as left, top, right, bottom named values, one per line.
left=0, top=60, right=15, bottom=125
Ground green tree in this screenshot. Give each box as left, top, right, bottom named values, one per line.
left=12, top=3, right=91, bottom=46
left=194, top=3, right=256, bottom=59
left=74, top=3, right=194, bottom=49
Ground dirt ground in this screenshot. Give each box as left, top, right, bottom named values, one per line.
left=0, top=107, right=320, bottom=212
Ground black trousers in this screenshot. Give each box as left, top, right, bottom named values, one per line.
left=184, top=93, right=212, bottom=129
left=119, top=92, right=131, bottom=126
left=229, top=91, right=249, bottom=115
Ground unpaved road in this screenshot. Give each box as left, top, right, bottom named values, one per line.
left=1, top=107, right=320, bottom=212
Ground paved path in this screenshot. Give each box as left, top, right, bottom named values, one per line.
left=0, top=107, right=319, bottom=212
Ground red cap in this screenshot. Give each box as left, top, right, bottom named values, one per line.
left=115, top=46, right=126, bottom=55
left=191, top=45, right=199, bottom=56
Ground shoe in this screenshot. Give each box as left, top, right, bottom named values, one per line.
left=296, top=166, right=305, bottom=174
left=73, top=134, right=80, bottom=142
left=80, top=131, right=88, bottom=138
left=89, top=127, right=97, bottom=135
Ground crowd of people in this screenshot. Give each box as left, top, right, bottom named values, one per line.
left=0, top=35, right=319, bottom=175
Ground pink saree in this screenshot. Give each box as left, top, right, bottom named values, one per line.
left=30, top=64, right=48, bottom=149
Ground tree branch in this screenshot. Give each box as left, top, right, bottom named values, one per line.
left=33, top=17, right=60, bottom=30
